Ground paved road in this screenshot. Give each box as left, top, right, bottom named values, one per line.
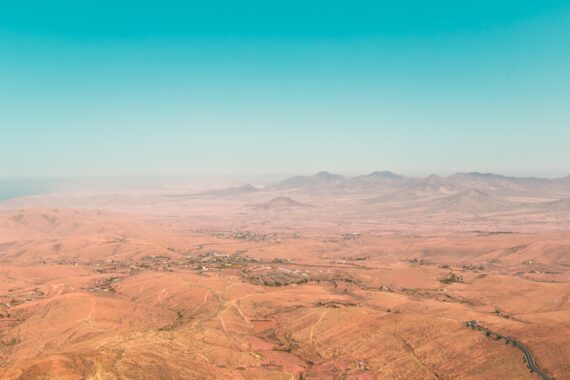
left=465, top=320, right=553, bottom=380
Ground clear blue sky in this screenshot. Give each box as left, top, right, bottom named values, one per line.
left=1, top=1, right=569, bottom=179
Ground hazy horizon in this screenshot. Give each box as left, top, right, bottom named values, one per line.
left=1, top=168, right=569, bottom=203
left=1, top=167, right=569, bottom=182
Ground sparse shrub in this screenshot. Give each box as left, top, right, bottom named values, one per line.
left=4, top=337, right=19, bottom=346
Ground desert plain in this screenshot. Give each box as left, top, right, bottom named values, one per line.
left=1, top=171, right=570, bottom=379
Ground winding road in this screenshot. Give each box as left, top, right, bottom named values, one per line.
left=465, top=320, right=553, bottom=380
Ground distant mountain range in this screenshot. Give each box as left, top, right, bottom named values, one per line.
left=271, top=171, right=570, bottom=195
left=183, top=171, right=570, bottom=214
left=269, top=170, right=413, bottom=192
left=272, top=171, right=348, bottom=190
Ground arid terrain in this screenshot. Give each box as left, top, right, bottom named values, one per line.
left=1, top=172, right=569, bottom=379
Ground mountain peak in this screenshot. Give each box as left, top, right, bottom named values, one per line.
left=367, top=170, right=403, bottom=180
left=432, top=187, right=507, bottom=212
left=252, top=196, right=314, bottom=210
left=315, top=171, right=343, bottom=179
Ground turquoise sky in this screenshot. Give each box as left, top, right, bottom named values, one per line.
left=1, top=1, right=569, bottom=179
